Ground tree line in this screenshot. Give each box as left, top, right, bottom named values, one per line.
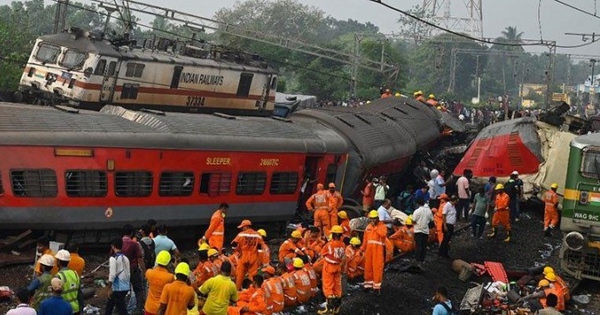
left=0, top=0, right=592, bottom=106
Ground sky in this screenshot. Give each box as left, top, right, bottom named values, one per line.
left=3, top=0, right=600, bottom=56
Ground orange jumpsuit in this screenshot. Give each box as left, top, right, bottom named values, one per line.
left=327, top=191, right=344, bottom=227
left=258, top=242, right=271, bottom=268
left=426, top=99, right=438, bottom=107
left=434, top=200, right=447, bottom=244
left=543, top=190, right=559, bottom=229
left=361, top=221, right=388, bottom=291
left=205, top=209, right=225, bottom=251
left=416, top=95, right=427, bottom=103
left=291, top=269, right=312, bottom=304
left=232, top=228, right=265, bottom=289
left=191, top=260, right=217, bottom=289
left=227, top=286, right=267, bottom=315
left=492, top=192, right=511, bottom=231
left=320, top=239, right=345, bottom=298
left=389, top=226, right=415, bottom=253
left=555, top=275, right=571, bottom=301
left=215, top=254, right=237, bottom=282
left=540, top=285, right=566, bottom=311
left=263, top=277, right=285, bottom=314
left=340, top=218, right=351, bottom=241
left=278, top=239, right=307, bottom=263
left=280, top=272, right=297, bottom=307
left=344, top=245, right=364, bottom=280
left=303, top=234, right=325, bottom=260
left=306, top=190, right=332, bottom=235
left=303, top=264, right=319, bottom=297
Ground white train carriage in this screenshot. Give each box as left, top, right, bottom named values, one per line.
left=18, top=32, right=278, bottom=116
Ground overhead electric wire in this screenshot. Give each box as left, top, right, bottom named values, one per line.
left=553, top=0, right=600, bottom=20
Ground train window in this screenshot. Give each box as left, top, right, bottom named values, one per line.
left=236, top=172, right=266, bottom=195
left=121, top=83, right=140, bottom=100
left=270, top=172, right=298, bottom=195
left=107, top=61, right=117, bottom=76
left=159, top=172, right=194, bottom=197
left=65, top=170, right=107, bottom=197
left=126, top=63, right=145, bottom=78
left=35, top=43, right=60, bottom=64
left=115, top=171, right=152, bottom=197
left=94, top=59, right=107, bottom=75
left=10, top=169, right=57, bottom=198
left=581, top=149, right=600, bottom=179
left=236, top=73, right=254, bottom=97
left=170, top=66, right=183, bottom=89
left=60, top=50, right=86, bottom=70
left=325, top=163, right=338, bottom=185
left=200, top=172, right=232, bottom=196
left=270, top=77, right=277, bottom=89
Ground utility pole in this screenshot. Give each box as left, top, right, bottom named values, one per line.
left=591, top=58, right=597, bottom=112
left=53, top=0, right=69, bottom=33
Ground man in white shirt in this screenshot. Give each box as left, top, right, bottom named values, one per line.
left=7, top=289, right=36, bottom=315
left=412, top=197, right=433, bottom=264
left=377, top=199, right=394, bottom=229
left=374, top=176, right=390, bottom=209
left=439, top=195, right=459, bottom=259
left=456, top=169, right=473, bottom=221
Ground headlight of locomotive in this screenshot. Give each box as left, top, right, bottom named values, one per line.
left=564, top=231, right=585, bottom=251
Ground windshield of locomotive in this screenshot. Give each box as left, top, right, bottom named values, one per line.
left=60, top=49, right=87, bottom=70
left=34, top=43, right=60, bottom=64
left=581, top=148, right=600, bottom=180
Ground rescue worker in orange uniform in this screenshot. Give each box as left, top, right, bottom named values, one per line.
left=338, top=211, right=352, bottom=242
left=488, top=184, right=512, bottom=242
left=361, top=210, right=388, bottom=294
left=381, top=88, right=392, bottom=98
left=306, top=184, right=332, bottom=235
left=543, top=266, right=570, bottom=301
left=201, top=203, right=228, bottom=251
left=191, top=243, right=215, bottom=289
left=327, top=183, right=344, bottom=227
left=278, top=230, right=308, bottom=263
left=345, top=237, right=364, bottom=282
left=318, top=225, right=346, bottom=315
left=262, top=266, right=284, bottom=315
left=433, top=194, right=450, bottom=244
left=303, top=227, right=325, bottom=261
left=214, top=249, right=237, bottom=283
left=290, top=258, right=312, bottom=304
left=277, top=263, right=298, bottom=308
left=257, top=229, right=270, bottom=268
left=302, top=257, right=319, bottom=297
left=426, top=94, right=438, bottom=107
left=520, top=279, right=566, bottom=311
left=389, top=217, right=415, bottom=253
left=543, top=183, right=560, bottom=237
left=414, top=90, right=427, bottom=103
left=232, top=220, right=266, bottom=289
left=227, top=275, right=267, bottom=315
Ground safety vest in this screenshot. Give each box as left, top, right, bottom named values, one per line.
left=32, top=273, right=53, bottom=310
left=57, top=269, right=81, bottom=313
left=543, top=190, right=558, bottom=212
left=306, top=190, right=329, bottom=211
left=541, top=285, right=565, bottom=311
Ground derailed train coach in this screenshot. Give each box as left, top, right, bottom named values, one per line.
left=0, top=96, right=450, bottom=231
left=18, top=31, right=278, bottom=116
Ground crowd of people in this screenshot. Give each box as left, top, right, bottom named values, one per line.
left=5, top=167, right=567, bottom=315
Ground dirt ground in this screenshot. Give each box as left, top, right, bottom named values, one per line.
left=1, top=207, right=600, bottom=315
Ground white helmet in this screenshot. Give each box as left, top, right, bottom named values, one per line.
left=458, top=114, right=465, bottom=121
left=39, top=254, right=55, bottom=267
left=55, top=249, right=71, bottom=262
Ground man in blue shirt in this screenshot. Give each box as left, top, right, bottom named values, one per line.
left=377, top=199, right=394, bottom=229
left=432, top=286, right=453, bottom=315
left=38, top=278, right=73, bottom=315
left=415, top=185, right=431, bottom=208
left=153, top=225, right=180, bottom=260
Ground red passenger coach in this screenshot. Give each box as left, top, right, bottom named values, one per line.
left=0, top=103, right=347, bottom=230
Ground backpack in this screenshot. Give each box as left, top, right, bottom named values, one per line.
left=140, top=238, right=155, bottom=268
left=437, top=300, right=459, bottom=315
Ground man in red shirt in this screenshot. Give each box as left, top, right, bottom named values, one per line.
left=121, top=225, right=145, bottom=315
left=361, top=178, right=376, bottom=215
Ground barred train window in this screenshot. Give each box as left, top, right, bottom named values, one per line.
left=236, top=172, right=266, bottom=195
left=65, top=170, right=107, bottom=197
left=115, top=171, right=152, bottom=197
left=270, top=172, right=298, bottom=195
left=159, top=172, right=194, bottom=197
left=125, top=63, right=145, bottom=77
left=200, top=172, right=232, bottom=196
left=581, top=149, right=600, bottom=179
left=11, top=169, right=57, bottom=198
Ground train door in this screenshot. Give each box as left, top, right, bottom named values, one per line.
left=99, top=59, right=121, bottom=103
left=259, top=74, right=276, bottom=110
left=296, top=156, right=321, bottom=215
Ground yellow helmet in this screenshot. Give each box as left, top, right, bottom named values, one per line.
left=368, top=210, right=379, bottom=219
left=156, top=250, right=171, bottom=266
left=338, top=211, right=348, bottom=219
left=293, top=257, right=304, bottom=268
left=495, top=183, right=505, bottom=190
left=258, top=229, right=267, bottom=237
left=429, top=94, right=435, bottom=99
left=538, top=279, right=550, bottom=288
left=543, top=266, right=554, bottom=275
left=291, top=230, right=302, bottom=239
left=175, top=262, right=191, bottom=277
left=551, top=183, right=558, bottom=189
left=395, top=92, right=401, bottom=97
left=366, top=100, right=372, bottom=104
left=545, top=272, right=557, bottom=282
left=208, top=249, right=219, bottom=257
left=331, top=225, right=343, bottom=234
left=198, top=243, right=210, bottom=251
left=405, top=217, right=413, bottom=225
left=350, top=237, right=361, bottom=246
